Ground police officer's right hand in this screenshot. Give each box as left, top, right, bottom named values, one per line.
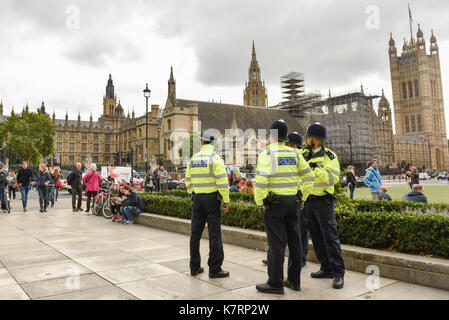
left=221, top=203, right=230, bottom=214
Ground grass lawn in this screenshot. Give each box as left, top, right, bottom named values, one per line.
left=350, top=185, right=449, bottom=204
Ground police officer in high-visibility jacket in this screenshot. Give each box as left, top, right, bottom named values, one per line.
left=285, top=132, right=310, bottom=268
left=185, top=132, right=230, bottom=279
left=302, top=123, right=345, bottom=289
left=254, top=120, right=315, bottom=294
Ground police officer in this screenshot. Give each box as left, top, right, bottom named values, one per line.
left=261, top=131, right=309, bottom=266
left=254, top=120, right=314, bottom=294
left=185, top=131, right=230, bottom=279
left=302, top=123, right=345, bottom=289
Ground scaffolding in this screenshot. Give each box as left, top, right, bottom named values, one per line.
left=281, top=72, right=305, bottom=104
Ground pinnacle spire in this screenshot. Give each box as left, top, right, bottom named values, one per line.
left=169, top=66, right=175, bottom=82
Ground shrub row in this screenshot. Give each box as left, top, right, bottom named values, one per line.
left=140, top=193, right=449, bottom=257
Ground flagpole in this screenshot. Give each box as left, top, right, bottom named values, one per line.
left=408, top=3, right=413, bottom=38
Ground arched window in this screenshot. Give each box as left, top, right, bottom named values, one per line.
left=417, top=114, right=423, bottom=132
left=411, top=115, right=416, bottom=132
left=408, top=81, right=414, bottom=98
left=414, top=80, right=420, bottom=97
left=405, top=116, right=410, bottom=133
left=402, top=82, right=408, bottom=99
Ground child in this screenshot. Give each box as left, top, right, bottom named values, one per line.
left=379, top=186, right=392, bottom=201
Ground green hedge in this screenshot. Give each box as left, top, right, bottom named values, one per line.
left=140, top=193, right=449, bottom=258
left=162, top=190, right=255, bottom=203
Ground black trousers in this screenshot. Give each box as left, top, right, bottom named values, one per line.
left=190, top=193, right=224, bottom=273
left=299, top=207, right=309, bottom=266
left=264, top=196, right=302, bottom=288
left=86, top=191, right=98, bottom=211
left=71, top=186, right=83, bottom=209
left=304, top=196, right=345, bottom=277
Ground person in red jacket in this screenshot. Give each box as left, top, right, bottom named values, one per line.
left=83, top=163, right=103, bottom=213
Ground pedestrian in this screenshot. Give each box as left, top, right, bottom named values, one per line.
left=364, top=160, right=382, bottom=201
left=0, top=164, right=8, bottom=213
left=144, top=170, right=155, bottom=192
left=67, top=162, right=83, bottom=212
left=119, top=185, right=144, bottom=225
left=229, top=179, right=240, bottom=192
left=379, top=186, right=392, bottom=201
left=7, top=171, right=18, bottom=200
left=402, top=184, right=428, bottom=203
left=17, top=161, right=35, bottom=212
left=153, top=164, right=160, bottom=192
left=406, top=166, right=419, bottom=189
left=47, top=167, right=56, bottom=208
left=346, top=166, right=357, bottom=200
left=35, top=164, right=51, bottom=212
left=54, top=167, right=61, bottom=202
left=301, top=122, right=345, bottom=289
left=254, top=122, right=315, bottom=294
left=83, top=163, right=103, bottom=214
left=240, top=179, right=255, bottom=195
left=185, top=131, right=230, bottom=279
left=159, top=166, right=168, bottom=192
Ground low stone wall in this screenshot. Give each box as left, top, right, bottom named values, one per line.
left=135, top=212, right=449, bottom=291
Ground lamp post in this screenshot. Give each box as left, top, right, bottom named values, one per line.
left=143, top=83, right=151, bottom=174
left=348, top=119, right=353, bottom=165
left=157, top=125, right=161, bottom=164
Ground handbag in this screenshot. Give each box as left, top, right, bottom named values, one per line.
left=56, top=179, right=62, bottom=189
left=12, top=183, right=19, bottom=189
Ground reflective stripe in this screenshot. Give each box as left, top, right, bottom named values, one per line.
left=269, top=152, right=277, bottom=175
left=256, top=170, right=270, bottom=177
left=328, top=168, right=340, bottom=176
left=255, top=182, right=268, bottom=188
left=215, top=173, right=227, bottom=179
left=328, top=170, right=334, bottom=186
left=185, top=177, right=192, bottom=182
left=302, top=177, right=315, bottom=182
left=314, top=183, right=328, bottom=188
left=191, top=183, right=217, bottom=188
left=271, top=172, right=298, bottom=178
left=216, top=184, right=229, bottom=189
left=299, top=167, right=313, bottom=175
left=190, top=173, right=213, bottom=178
left=271, top=150, right=297, bottom=154
left=267, top=182, right=298, bottom=188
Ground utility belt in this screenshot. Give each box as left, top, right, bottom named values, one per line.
left=190, top=191, right=220, bottom=202
left=307, top=191, right=336, bottom=202
left=263, top=192, right=301, bottom=210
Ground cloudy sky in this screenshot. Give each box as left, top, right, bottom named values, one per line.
left=1, top=0, right=449, bottom=133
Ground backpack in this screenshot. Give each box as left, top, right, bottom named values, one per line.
left=0, top=171, right=8, bottom=188
left=67, top=172, right=74, bottom=186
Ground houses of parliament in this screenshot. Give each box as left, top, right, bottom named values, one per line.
left=0, top=22, right=448, bottom=171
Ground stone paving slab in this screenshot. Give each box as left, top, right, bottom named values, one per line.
left=0, top=196, right=448, bottom=300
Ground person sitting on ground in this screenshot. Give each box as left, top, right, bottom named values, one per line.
left=111, top=184, right=126, bottom=223
left=379, top=186, right=392, bottom=201
left=402, top=184, right=428, bottom=203
left=229, top=179, right=240, bottom=193
left=240, top=179, right=255, bottom=195
left=119, top=185, right=144, bottom=225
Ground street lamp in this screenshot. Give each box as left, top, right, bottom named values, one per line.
left=347, top=119, right=353, bottom=165
left=157, top=125, right=161, bottom=164
left=143, top=83, right=151, bottom=174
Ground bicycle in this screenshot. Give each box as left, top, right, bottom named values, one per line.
left=3, top=189, right=10, bottom=214
left=92, top=180, right=113, bottom=219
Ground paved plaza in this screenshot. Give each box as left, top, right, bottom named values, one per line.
left=0, top=191, right=448, bottom=300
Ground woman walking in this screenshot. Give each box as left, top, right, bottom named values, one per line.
left=7, top=171, right=17, bottom=200
left=35, top=164, right=51, bottom=212
left=82, top=163, right=103, bottom=214
left=53, top=167, right=61, bottom=202
left=346, top=166, right=357, bottom=200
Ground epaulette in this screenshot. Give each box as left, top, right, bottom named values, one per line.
left=325, top=150, right=335, bottom=160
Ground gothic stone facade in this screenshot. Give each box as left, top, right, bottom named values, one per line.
left=389, top=26, right=449, bottom=170
left=53, top=74, right=160, bottom=167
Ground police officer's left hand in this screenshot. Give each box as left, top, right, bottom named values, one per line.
left=300, top=202, right=305, bottom=210
left=221, top=203, right=230, bottom=214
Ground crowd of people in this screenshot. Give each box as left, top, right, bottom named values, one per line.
left=0, top=161, right=62, bottom=213
left=143, top=164, right=169, bottom=193
left=344, top=160, right=428, bottom=203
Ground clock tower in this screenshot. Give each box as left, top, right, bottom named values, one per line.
left=243, top=41, right=268, bottom=107
left=389, top=26, right=449, bottom=169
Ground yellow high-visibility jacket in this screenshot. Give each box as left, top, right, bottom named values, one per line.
left=254, top=142, right=315, bottom=206
left=301, top=146, right=340, bottom=196
left=185, top=144, right=230, bottom=204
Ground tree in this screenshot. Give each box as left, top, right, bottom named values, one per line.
left=0, top=109, right=56, bottom=165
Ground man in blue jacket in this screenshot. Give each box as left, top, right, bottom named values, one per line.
left=364, top=160, right=382, bottom=200
left=402, top=185, right=428, bottom=203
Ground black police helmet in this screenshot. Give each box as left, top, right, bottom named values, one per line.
left=269, top=119, right=288, bottom=142
left=287, top=132, right=303, bottom=148
left=304, top=122, right=327, bottom=142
